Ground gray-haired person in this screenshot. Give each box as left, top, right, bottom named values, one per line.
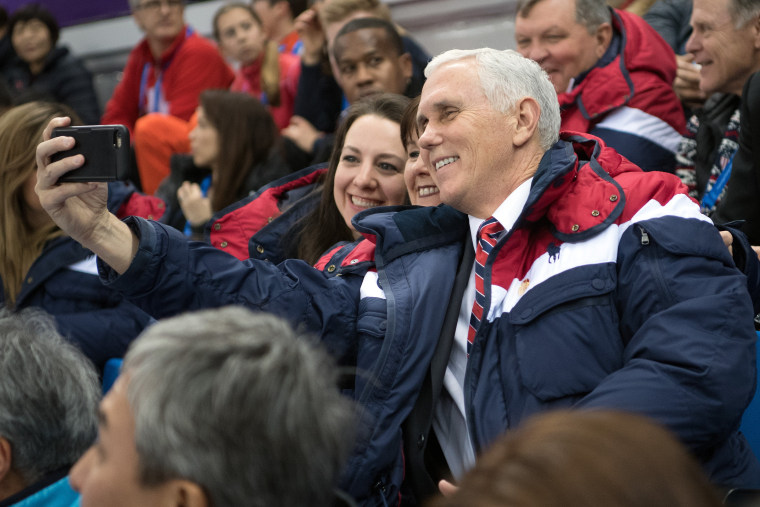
left=0, top=307, right=99, bottom=507
left=69, top=306, right=356, bottom=507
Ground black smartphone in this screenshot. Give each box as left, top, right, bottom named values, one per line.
left=51, top=125, right=130, bottom=182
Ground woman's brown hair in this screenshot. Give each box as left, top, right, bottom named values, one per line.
left=212, top=3, right=282, bottom=106
left=198, top=89, right=278, bottom=213
left=400, top=95, right=420, bottom=147
left=0, top=101, right=80, bottom=306
left=428, top=410, right=722, bottom=507
left=295, top=93, right=411, bottom=265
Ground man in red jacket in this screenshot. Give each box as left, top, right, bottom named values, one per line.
left=514, top=0, right=686, bottom=173
left=102, top=0, right=234, bottom=193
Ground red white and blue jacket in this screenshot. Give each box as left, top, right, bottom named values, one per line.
left=99, top=133, right=760, bottom=505
left=560, top=8, right=686, bottom=173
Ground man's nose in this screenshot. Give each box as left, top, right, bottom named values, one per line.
left=355, top=64, right=374, bottom=85
left=524, top=43, right=548, bottom=64
left=685, top=31, right=699, bottom=54
left=68, top=446, right=95, bottom=493
left=418, top=124, right=440, bottom=150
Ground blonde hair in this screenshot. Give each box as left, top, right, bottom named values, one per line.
left=0, top=102, right=77, bottom=306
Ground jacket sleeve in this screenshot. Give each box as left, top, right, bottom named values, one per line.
left=576, top=216, right=757, bottom=457
left=98, top=216, right=360, bottom=362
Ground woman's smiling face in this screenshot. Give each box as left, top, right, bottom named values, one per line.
left=333, top=114, right=408, bottom=238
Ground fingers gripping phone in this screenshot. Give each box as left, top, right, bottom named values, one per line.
left=51, top=125, right=130, bottom=182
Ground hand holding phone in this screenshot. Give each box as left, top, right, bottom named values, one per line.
left=51, top=125, right=130, bottom=182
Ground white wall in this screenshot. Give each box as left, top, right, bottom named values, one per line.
left=59, top=0, right=519, bottom=60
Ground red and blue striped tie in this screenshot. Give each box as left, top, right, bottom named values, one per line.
left=468, top=217, right=504, bottom=354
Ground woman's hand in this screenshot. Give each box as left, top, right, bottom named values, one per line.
left=36, top=116, right=138, bottom=274
left=177, top=181, right=212, bottom=226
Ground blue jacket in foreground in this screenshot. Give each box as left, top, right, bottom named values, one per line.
left=0, top=183, right=154, bottom=370
left=99, top=133, right=760, bottom=505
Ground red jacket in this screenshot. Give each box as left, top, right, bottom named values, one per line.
left=230, top=52, right=301, bottom=131
left=559, top=9, right=686, bottom=172
left=102, top=26, right=234, bottom=133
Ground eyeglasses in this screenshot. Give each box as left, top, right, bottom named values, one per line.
left=135, top=0, right=183, bottom=12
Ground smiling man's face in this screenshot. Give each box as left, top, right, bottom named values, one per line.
left=417, top=59, right=515, bottom=218
left=514, top=0, right=609, bottom=94
left=686, top=0, right=760, bottom=96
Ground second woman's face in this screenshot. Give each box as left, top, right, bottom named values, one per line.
left=12, top=19, right=53, bottom=69
left=188, top=107, right=220, bottom=170
left=404, top=133, right=441, bottom=207
left=333, top=114, right=408, bottom=238
left=216, top=7, right=267, bottom=66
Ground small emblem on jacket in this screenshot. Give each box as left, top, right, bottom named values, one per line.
left=547, top=242, right=561, bottom=263
left=519, top=279, right=530, bottom=296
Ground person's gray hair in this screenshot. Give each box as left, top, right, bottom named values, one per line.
left=123, top=307, right=356, bottom=507
left=425, top=48, right=561, bottom=151
left=516, top=0, right=611, bottom=34
left=729, top=0, right=760, bottom=28
left=0, top=307, right=99, bottom=485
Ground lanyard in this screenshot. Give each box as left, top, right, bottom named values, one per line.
left=701, top=153, right=734, bottom=211
left=138, top=26, right=194, bottom=115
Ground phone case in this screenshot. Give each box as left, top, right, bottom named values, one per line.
left=52, top=125, right=130, bottom=182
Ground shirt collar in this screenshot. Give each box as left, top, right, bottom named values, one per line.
left=468, top=177, right=533, bottom=248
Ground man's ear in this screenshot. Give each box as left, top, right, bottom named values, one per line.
left=0, top=437, right=12, bottom=484
left=594, top=22, right=613, bottom=59
left=751, top=14, right=760, bottom=49
left=166, top=479, right=208, bottom=507
left=511, top=96, right=541, bottom=148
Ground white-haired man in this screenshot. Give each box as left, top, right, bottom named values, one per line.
left=37, top=48, right=760, bottom=506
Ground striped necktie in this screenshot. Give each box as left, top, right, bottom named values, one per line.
left=468, top=217, right=504, bottom=354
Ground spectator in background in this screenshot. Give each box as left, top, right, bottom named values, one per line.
left=0, top=101, right=156, bottom=370
left=0, top=307, right=99, bottom=507
left=69, top=307, right=356, bottom=507
left=711, top=71, right=760, bottom=245
left=675, top=0, right=760, bottom=220
left=156, top=90, right=291, bottom=239
left=252, top=0, right=308, bottom=54
left=133, top=2, right=300, bottom=195
left=104, top=0, right=234, bottom=192
left=514, top=0, right=685, bottom=172
left=428, top=411, right=723, bottom=507
left=287, top=0, right=428, bottom=157
left=3, top=4, right=100, bottom=124
left=284, top=17, right=416, bottom=165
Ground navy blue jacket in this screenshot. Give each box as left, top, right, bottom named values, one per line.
left=99, top=133, right=760, bottom=504
left=1, top=183, right=154, bottom=370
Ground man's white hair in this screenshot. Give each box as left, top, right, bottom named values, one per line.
left=425, top=48, right=561, bottom=151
